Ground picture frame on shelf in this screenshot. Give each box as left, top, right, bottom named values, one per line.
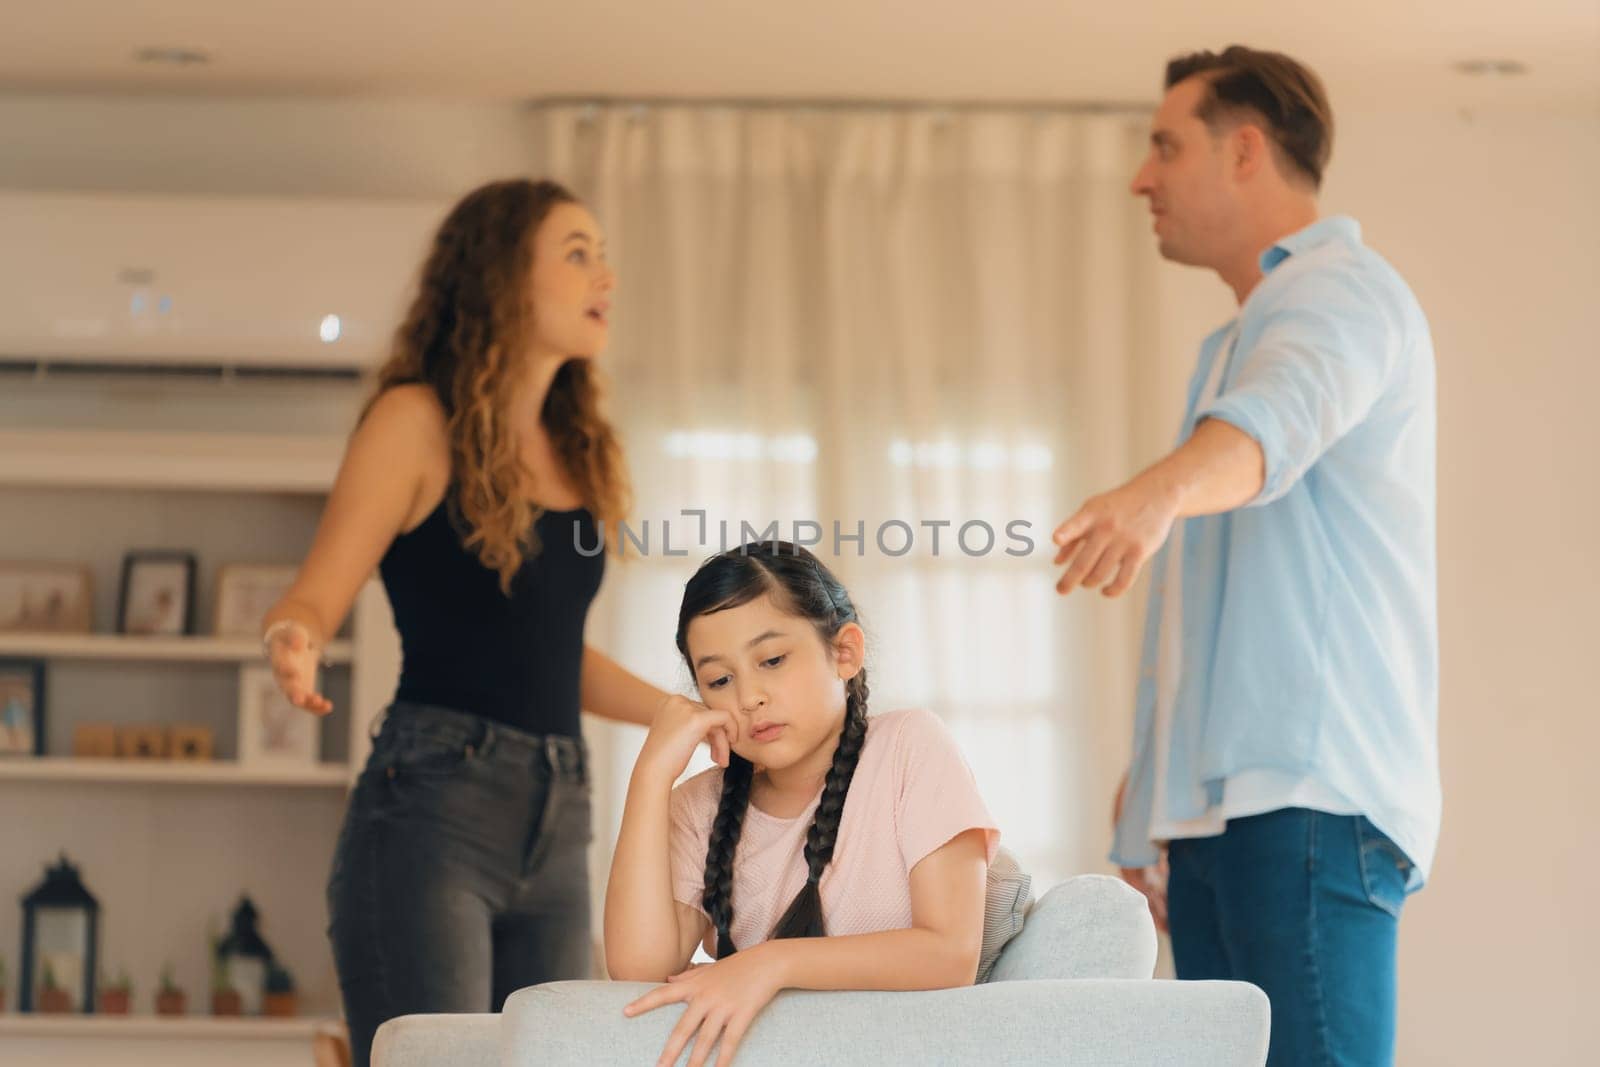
left=237, top=664, right=320, bottom=767
left=213, top=564, right=299, bottom=638
left=170, top=725, right=215, bottom=762
left=116, top=550, right=196, bottom=636
left=0, top=562, right=92, bottom=634
left=115, top=726, right=168, bottom=760
left=0, top=658, right=45, bottom=757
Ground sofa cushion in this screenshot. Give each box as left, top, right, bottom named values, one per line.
left=987, top=874, right=1158, bottom=983
left=977, top=846, right=1033, bottom=982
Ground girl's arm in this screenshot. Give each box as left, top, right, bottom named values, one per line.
left=604, top=697, right=735, bottom=981
left=262, top=385, right=440, bottom=712
left=624, top=828, right=989, bottom=1067
left=581, top=646, right=670, bottom=727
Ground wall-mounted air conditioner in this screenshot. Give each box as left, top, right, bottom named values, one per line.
left=0, top=190, right=448, bottom=378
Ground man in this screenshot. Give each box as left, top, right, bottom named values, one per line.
left=1052, top=46, right=1438, bottom=1066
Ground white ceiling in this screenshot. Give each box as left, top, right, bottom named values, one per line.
left=4, top=1, right=1597, bottom=113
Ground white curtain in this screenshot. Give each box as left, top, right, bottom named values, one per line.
left=526, top=103, right=1160, bottom=937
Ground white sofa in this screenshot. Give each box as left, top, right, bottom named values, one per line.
left=373, top=874, right=1269, bottom=1066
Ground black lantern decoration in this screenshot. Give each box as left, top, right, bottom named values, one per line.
left=19, top=854, right=99, bottom=1014
left=214, top=895, right=276, bottom=1015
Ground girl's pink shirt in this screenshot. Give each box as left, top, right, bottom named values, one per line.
left=668, top=707, right=1000, bottom=952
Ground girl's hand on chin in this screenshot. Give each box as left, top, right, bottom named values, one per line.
left=623, top=942, right=785, bottom=1067
left=638, top=694, right=741, bottom=781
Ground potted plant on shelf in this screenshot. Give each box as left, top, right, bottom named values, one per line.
left=98, top=967, right=132, bottom=1014
left=37, top=960, right=72, bottom=1014
left=155, top=962, right=186, bottom=1016
left=210, top=938, right=241, bottom=1017
left=262, top=961, right=297, bottom=1018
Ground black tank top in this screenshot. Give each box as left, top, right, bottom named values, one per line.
left=378, top=494, right=605, bottom=735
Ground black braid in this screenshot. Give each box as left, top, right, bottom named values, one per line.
left=701, top=753, right=755, bottom=959
left=768, top=670, right=870, bottom=943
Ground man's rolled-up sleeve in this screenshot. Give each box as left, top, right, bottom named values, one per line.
left=1200, top=271, right=1399, bottom=507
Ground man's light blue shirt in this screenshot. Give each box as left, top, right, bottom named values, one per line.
left=1111, top=215, right=1440, bottom=887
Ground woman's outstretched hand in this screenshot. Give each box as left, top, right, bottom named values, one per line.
left=265, top=620, right=332, bottom=715
left=623, top=942, right=785, bottom=1067
left=637, top=694, right=740, bottom=782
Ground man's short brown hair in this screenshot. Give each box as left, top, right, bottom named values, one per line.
left=1165, top=46, right=1334, bottom=189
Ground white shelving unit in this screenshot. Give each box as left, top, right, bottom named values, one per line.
left=0, top=429, right=346, bottom=493
left=0, top=632, right=355, bottom=664
left=0, top=757, right=352, bottom=788
left=0, top=1014, right=340, bottom=1039
left=0, top=425, right=401, bottom=1066
left=0, top=1013, right=345, bottom=1067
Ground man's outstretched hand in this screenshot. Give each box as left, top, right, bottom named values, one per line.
left=1053, top=475, right=1180, bottom=598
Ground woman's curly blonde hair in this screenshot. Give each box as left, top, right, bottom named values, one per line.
left=366, top=178, right=630, bottom=592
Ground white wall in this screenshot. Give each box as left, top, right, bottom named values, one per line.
left=0, top=93, right=533, bottom=197
left=1337, top=108, right=1597, bottom=1067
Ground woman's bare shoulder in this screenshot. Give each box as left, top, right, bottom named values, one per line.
left=363, top=382, right=448, bottom=438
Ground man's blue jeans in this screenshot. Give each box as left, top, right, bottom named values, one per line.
left=1167, top=807, right=1414, bottom=1067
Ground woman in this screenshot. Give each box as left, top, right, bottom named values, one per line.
left=261, top=178, right=670, bottom=1066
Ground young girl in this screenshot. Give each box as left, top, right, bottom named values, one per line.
left=605, top=541, right=1000, bottom=1067
left=261, top=179, right=669, bottom=1067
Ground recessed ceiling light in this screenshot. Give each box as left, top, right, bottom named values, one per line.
left=134, top=46, right=211, bottom=67
left=1453, top=59, right=1529, bottom=77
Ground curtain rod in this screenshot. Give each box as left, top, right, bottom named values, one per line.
left=525, top=94, right=1153, bottom=116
